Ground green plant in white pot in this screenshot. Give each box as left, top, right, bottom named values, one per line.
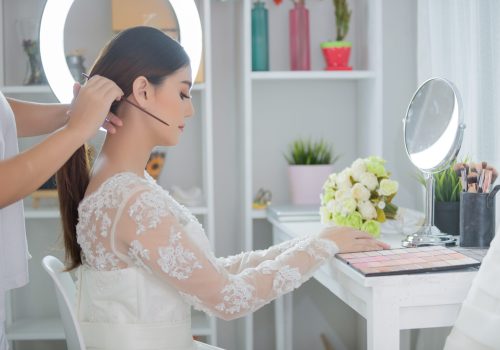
left=320, top=0, right=352, bottom=70
left=418, top=161, right=462, bottom=235
left=284, top=138, right=340, bottom=205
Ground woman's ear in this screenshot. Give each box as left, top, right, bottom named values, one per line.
left=132, top=76, right=151, bottom=105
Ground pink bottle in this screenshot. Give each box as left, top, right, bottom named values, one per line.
left=289, top=0, right=310, bottom=71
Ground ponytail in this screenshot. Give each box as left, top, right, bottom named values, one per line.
left=56, top=145, right=90, bottom=270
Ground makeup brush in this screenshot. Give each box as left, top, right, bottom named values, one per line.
left=468, top=172, right=478, bottom=184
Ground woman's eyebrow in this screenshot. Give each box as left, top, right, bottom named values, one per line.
left=181, top=80, right=192, bottom=88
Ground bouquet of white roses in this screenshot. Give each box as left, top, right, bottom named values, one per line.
left=320, top=156, right=399, bottom=237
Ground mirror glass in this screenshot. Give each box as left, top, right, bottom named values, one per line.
left=402, top=77, right=465, bottom=247
left=64, top=0, right=179, bottom=84
left=404, top=78, right=462, bottom=173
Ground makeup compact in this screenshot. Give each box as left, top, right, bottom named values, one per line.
left=336, top=246, right=481, bottom=277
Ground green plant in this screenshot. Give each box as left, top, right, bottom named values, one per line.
left=417, top=161, right=463, bottom=202
left=284, top=138, right=340, bottom=165
left=333, top=0, right=351, bottom=41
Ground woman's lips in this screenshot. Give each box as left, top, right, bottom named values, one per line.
left=178, top=125, right=185, bottom=131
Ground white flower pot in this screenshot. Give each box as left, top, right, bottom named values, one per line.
left=288, top=164, right=334, bottom=205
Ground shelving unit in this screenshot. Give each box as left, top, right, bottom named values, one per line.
left=1, top=0, right=217, bottom=348
left=237, top=0, right=383, bottom=349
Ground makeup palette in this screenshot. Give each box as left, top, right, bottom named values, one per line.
left=336, top=246, right=481, bottom=277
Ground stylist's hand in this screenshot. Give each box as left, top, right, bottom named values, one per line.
left=319, top=226, right=390, bottom=253
left=66, top=75, right=124, bottom=140
left=71, top=82, right=123, bottom=134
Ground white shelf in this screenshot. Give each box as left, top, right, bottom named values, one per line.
left=0, top=85, right=53, bottom=94
left=192, top=83, right=205, bottom=91
left=251, top=70, right=376, bottom=81
left=252, top=209, right=267, bottom=219
left=24, top=206, right=209, bottom=219
left=6, top=317, right=65, bottom=341
left=189, top=206, right=209, bottom=215
left=24, top=207, right=60, bottom=219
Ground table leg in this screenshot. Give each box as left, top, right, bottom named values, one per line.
left=367, top=288, right=400, bottom=350
left=275, top=292, right=293, bottom=350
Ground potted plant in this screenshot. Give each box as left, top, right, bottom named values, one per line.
left=284, top=138, right=340, bottom=205
left=320, top=0, right=352, bottom=70
left=418, top=161, right=462, bottom=235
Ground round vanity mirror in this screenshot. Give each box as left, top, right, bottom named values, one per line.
left=402, top=78, right=466, bottom=247
left=39, top=0, right=202, bottom=103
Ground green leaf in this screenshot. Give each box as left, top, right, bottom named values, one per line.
left=284, top=138, right=340, bottom=165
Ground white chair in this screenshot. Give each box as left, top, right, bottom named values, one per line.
left=42, top=255, right=225, bottom=350
left=41, top=255, right=85, bottom=350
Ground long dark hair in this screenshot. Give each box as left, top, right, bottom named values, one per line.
left=57, top=26, right=190, bottom=270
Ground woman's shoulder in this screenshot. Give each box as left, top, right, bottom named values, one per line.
left=79, top=172, right=162, bottom=212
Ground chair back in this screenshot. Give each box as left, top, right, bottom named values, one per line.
left=42, top=255, right=85, bottom=350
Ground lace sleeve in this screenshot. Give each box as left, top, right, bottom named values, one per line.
left=113, top=189, right=339, bottom=321
left=216, top=237, right=305, bottom=274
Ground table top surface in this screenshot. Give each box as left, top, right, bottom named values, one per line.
left=269, top=218, right=483, bottom=287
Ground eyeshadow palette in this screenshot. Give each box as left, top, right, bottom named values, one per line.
left=336, top=246, right=481, bottom=277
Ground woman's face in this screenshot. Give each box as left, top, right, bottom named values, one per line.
left=147, top=65, right=194, bottom=146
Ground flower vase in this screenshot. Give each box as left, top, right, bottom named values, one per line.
left=252, top=1, right=269, bottom=71
left=289, top=1, right=310, bottom=71
left=288, top=165, right=334, bottom=205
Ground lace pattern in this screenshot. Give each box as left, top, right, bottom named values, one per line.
left=76, top=172, right=340, bottom=321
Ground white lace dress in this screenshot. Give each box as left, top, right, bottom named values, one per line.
left=75, top=172, right=339, bottom=350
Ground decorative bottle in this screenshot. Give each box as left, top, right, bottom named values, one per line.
left=252, top=0, right=269, bottom=71
left=289, top=0, right=310, bottom=70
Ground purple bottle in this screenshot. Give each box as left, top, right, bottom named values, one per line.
left=289, top=0, right=310, bottom=71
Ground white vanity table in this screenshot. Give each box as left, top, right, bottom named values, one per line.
left=267, top=214, right=479, bottom=350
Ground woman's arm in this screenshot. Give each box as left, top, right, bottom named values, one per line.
left=114, top=189, right=388, bottom=321
left=0, top=75, right=123, bottom=209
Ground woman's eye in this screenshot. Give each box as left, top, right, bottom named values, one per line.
left=180, top=93, right=192, bottom=100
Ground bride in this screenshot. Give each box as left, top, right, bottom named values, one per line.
left=56, top=26, right=389, bottom=350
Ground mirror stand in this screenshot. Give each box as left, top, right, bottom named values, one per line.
left=402, top=172, right=457, bottom=247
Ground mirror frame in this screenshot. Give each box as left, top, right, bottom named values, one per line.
left=402, top=77, right=466, bottom=247
left=403, top=77, right=466, bottom=174
left=39, top=0, right=202, bottom=103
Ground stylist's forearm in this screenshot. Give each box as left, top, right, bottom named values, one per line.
left=8, top=98, right=70, bottom=137
left=0, top=126, right=86, bottom=208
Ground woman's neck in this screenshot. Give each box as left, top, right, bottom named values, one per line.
left=91, top=110, right=153, bottom=180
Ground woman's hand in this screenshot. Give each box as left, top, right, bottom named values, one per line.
left=66, top=75, right=124, bottom=140
left=319, top=226, right=391, bottom=253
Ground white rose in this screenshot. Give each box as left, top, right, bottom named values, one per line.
left=351, top=183, right=371, bottom=202
left=328, top=173, right=338, bottom=185
left=379, top=179, right=399, bottom=196
left=335, top=188, right=352, bottom=201
left=340, top=198, right=357, bottom=216
left=327, top=199, right=337, bottom=212
left=358, top=201, right=378, bottom=220
left=351, top=159, right=366, bottom=181
left=336, top=168, right=352, bottom=190
left=359, top=172, right=379, bottom=191
left=320, top=206, right=334, bottom=224
left=351, top=158, right=366, bottom=172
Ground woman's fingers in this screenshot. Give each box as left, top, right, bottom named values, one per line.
left=107, top=113, right=123, bottom=127
left=102, top=113, right=123, bottom=134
